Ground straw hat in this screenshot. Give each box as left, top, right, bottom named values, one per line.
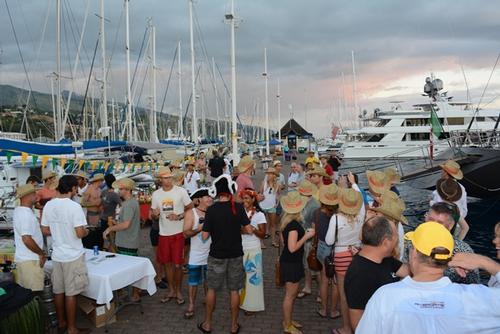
left=379, top=190, right=406, bottom=211
left=265, top=167, right=279, bottom=176
left=280, top=191, right=308, bottom=214
left=366, top=170, right=388, bottom=195
left=75, top=170, right=89, bottom=180
left=112, top=178, right=136, bottom=191
left=42, top=170, right=58, bottom=181
left=440, top=160, right=463, bottom=180
left=436, top=178, right=462, bottom=202
left=238, top=156, right=255, bottom=173
left=273, top=160, right=282, bottom=167
left=89, top=173, right=105, bottom=183
left=319, top=154, right=330, bottom=159
left=157, top=166, right=173, bottom=178
left=371, top=197, right=407, bottom=224
left=383, top=167, right=401, bottom=184
left=338, top=188, right=363, bottom=216
left=185, top=159, right=195, bottom=166
left=169, top=160, right=182, bottom=169
left=306, top=166, right=330, bottom=178
left=297, top=180, right=318, bottom=197
left=16, top=184, right=36, bottom=199
left=318, top=183, right=339, bottom=206
left=173, top=170, right=186, bottom=185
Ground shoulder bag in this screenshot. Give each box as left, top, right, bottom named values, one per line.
left=307, top=209, right=323, bottom=271
left=275, top=230, right=284, bottom=287
left=324, top=215, right=338, bottom=278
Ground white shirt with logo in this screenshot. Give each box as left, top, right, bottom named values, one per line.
left=13, top=207, right=44, bottom=262
left=41, top=198, right=87, bottom=262
left=151, top=186, right=192, bottom=236
left=357, top=276, right=500, bottom=334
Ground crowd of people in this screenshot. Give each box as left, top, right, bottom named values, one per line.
left=11, top=147, right=500, bottom=334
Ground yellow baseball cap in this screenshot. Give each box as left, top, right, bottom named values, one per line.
left=404, top=221, right=454, bottom=260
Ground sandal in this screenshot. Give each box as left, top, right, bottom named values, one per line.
left=316, top=309, right=327, bottom=318
left=184, top=309, right=194, bottom=319
left=272, top=242, right=280, bottom=248
left=292, top=321, right=302, bottom=329
left=330, top=311, right=341, bottom=319
left=283, top=324, right=303, bottom=334
left=176, top=297, right=185, bottom=305
left=197, top=322, right=211, bottom=334
left=296, top=290, right=311, bottom=299
left=160, top=295, right=174, bottom=303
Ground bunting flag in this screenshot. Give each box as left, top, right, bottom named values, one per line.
left=131, top=164, right=136, bottom=172
left=91, top=161, right=97, bottom=170
left=122, top=164, right=127, bottom=172
left=52, top=158, right=58, bottom=170
left=6, top=152, right=12, bottom=164
left=41, top=156, right=49, bottom=169
left=67, top=160, right=74, bottom=171
left=104, top=162, right=110, bottom=172
left=60, top=158, right=67, bottom=168
left=98, top=162, right=104, bottom=170
left=31, top=155, right=38, bottom=167
left=78, top=160, right=85, bottom=169
left=84, top=162, right=90, bottom=170
left=21, top=152, right=28, bottom=166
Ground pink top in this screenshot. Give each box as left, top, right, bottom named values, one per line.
left=236, top=173, right=254, bottom=197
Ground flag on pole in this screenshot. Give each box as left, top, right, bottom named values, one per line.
left=430, top=107, right=443, bottom=139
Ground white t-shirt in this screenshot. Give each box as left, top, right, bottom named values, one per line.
left=357, top=276, right=500, bottom=334
left=151, top=186, right=192, bottom=236
left=184, top=171, right=200, bottom=195
left=41, top=198, right=87, bottom=262
left=287, top=172, right=303, bottom=191
left=13, top=207, right=44, bottom=262
left=260, top=182, right=278, bottom=210
left=188, top=209, right=211, bottom=266
left=242, top=210, right=267, bottom=250
left=430, top=182, right=468, bottom=218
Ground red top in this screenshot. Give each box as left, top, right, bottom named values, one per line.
left=323, top=164, right=334, bottom=185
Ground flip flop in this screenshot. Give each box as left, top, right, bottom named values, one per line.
left=230, top=323, right=241, bottom=334
left=296, top=291, right=311, bottom=299
left=331, top=329, right=342, bottom=334
left=272, top=242, right=280, bottom=248
left=184, top=310, right=194, bottom=319
left=176, top=297, right=185, bottom=305
left=316, top=309, right=327, bottom=318
left=291, top=321, right=302, bottom=329
left=160, top=295, right=174, bottom=303
left=197, top=322, right=211, bottom=334
left=330, top=311, right=341, bottom=319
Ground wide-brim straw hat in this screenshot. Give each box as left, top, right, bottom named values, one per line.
left=273, top=160, right=282, bottom=167
left=265, top=167, right=279, bottom=176
left=75, top=170, right=89, bottom=180
left=280, top=191, right=308, bottom=214
left=383, top=167, right=401, bottom=184
left=440, top=160, right=463, bottom=180
left=338, top=188, right=363, bottom=216
left=157, top=166, right=173, bottom=178
left=89, top=173, right=104, bottom=183
left=318, top=183, right=339, bottom=206
left=379, top=190, right=406, bottom=211
left=16, top=184, right=36, bottom=199
left=297, top=180, right=318, bottom=197
left=112, top=178, right=136, bottom=191
left=371, top=197, right=407, bottom=224
left=238, top=156, right=255, bottom=173
left=366, top=170, right=388, bottom=196
left=436, top=178, right=462, bottom=202
left=306, top=167, right=330, bottom=179
left=42, top=170, right=58, bottom=181
left=173, top=170, right=186, bottom=184
left=169, top=160, right=182, bottom=169
left=185, top=159, right=195, bottom=166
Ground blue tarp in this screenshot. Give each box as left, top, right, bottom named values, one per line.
left=0, top=138, right=126, bottom=156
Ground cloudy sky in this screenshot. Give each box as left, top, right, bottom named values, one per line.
left=1, top=0, right=500, bottom=138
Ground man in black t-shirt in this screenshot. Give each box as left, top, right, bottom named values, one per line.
left=207, top=150, right=226, bottom=179
left=344, top=216, right=410, bottom=331
left=198, top=175, right=252, bottom=334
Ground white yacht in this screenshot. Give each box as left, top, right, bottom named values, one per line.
left=342, top=77, right=499, bottom=159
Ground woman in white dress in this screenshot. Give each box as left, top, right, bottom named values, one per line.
left=239, top=188, right=267, bottom=313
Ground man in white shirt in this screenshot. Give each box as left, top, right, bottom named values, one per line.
left=184, top=160, right=201, bottom=195
left=41, top=175, right=90, bottom=334
left=13, top=184, right=45, bottom=292
left=151, top=167, right=193, bottom=305
left=357, top=221, right=500, bottom=334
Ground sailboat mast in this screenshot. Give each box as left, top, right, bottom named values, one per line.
left=56, top=0, right=62, bottom=140
left=212, top=57, right=220, bottom=139
left=124, top=0, right=133, bottom=140
left=149, top=19, right=158, bottom=143
left=178, top=41, right=183, bottom=139
left=228, top=0, right=239, bottom=164
left=351, top=50, right=359, bottom=128
left=263, top=48, right=270, bottom=155
left=189, top=0, right=198, bottom=143
left=277, top=78, right=281, bottom=142
left=100, top=0, right=108, bottom=136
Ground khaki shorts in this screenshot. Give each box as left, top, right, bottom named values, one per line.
left=16, top=260, right=44, bottom=291
left=51, top=254, right=88, bottom=296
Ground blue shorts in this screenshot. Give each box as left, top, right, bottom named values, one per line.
left=262, top=207, right=277, bottom=214
left=188, top=264, right=207, bottom=286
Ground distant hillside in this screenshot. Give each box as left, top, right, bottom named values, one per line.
left=0, top=84, right=264, bottom=141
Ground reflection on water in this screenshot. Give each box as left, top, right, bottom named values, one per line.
left=340, top=159, right=498, bottom=259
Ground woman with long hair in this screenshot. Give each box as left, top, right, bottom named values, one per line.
left=239, top=188, right=267, bottom=314
left=325, top=186, right=365, bottom=334
left=279, top=192, right=315, bottom=334
left=260, top=168, right=281, bottom=248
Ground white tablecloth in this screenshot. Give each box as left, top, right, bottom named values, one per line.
left=45, top=249, right=157, bottom=306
